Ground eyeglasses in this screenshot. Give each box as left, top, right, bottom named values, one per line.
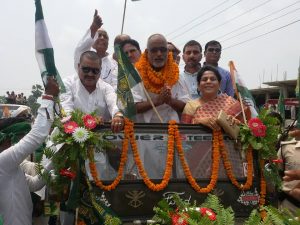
left=80, top=66, right=100, bottom=75
left=207, top=48, right=221, bottom=53
left=149, top=47, right=168, bottom=54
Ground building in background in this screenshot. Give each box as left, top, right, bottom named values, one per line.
left=250, top=79, right=297, bottom=126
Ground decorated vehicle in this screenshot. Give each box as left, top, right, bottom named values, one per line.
left=36, top=109, right=286, bottom=224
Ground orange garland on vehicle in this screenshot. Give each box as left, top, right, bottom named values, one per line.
left=77, top=220, right=86, bottom=225
left=259, top=159, right=267, bottom=220
left=218, top=131, right=253, bottom=190
left=89, top=126, right=129, bottom=191
left=135, top=52, right=179, bottom=94
left=175, top=129, right=221, bottom=193
left=128, top=119, right=175, bottom=191
left=88, top=120, right=256, bottom=196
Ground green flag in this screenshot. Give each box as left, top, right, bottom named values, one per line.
left=0, top=215, right=3, bottom=225
left=35, top=0, right=65, bottom=93
left=278, top=89, right=285, bottom=122
left=115, top=45, right=141, bottom=120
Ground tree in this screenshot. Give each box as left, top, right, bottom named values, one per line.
left=0, top=96, right=6, bottom=104
left=26, top=84, right=44, bottom=116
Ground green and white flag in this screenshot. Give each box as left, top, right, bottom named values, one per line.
left=278, top=89, right=285, bottom=121
left=115, top=45, right=141, bottom=120
left=35, top=0, right=65, bottom=92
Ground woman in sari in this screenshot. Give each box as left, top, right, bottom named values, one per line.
left=181, top=65, right=245, bottom=129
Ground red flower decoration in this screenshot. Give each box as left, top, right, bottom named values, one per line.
left=272, top=159, right=283, bottom=164
left=248, top=118, right=263, bottom=129
left=59, top=169, right=76, bottom=180
left=63, top=121, right=78, bottom=134
left=171, top=213, right=188, bottom=225
left=248, top=118, right=267, bottom=137
left=199, top=207, right=216, bottom=221
left=82, top=114, right=97, bottom=130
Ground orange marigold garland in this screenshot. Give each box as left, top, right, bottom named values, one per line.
left=259, top=159, right=267, bottom=220
left=77, top=220, right=86, bottom=225
left=135, top=52, right=179, bottom=94
left=89, top=126, right=129, bottom=191
left=175, top=129, right=220, bottom=193
left=128, top=119, right=175, bottom=191
left=88, top=119, right=256, bottom=196
left=218, top=131, right=253, bottom=190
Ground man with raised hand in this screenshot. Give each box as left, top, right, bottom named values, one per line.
left=74, top=10, right=118, bottom=90
left=0, top=77, right=59, bottom=225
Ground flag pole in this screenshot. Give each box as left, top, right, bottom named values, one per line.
left=229, top=61, right=247, bottom=123
left=297, top=56, right=300, bottom=128
left=238, top=93, right=247, bottom=124
left=115, top=44, right=163, bottom=122
left=141, top=83, right=163, bottom=123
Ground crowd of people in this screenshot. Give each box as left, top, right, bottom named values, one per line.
left=1, top=9, right=300, bottom=225
left=5, top=91, right=27, bottom=105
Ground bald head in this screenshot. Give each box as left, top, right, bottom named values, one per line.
left=146, top=34, right=168, bottom=70
left=114, top=34, right=131, bottom=46
left=147, top=34, right=167, bottom=49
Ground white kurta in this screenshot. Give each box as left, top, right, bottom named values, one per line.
left=132, top=77, right=191, bottom=123
left=60, top=75, right=119, bottom=180
left=74, top=28, right=118, bottom=90
left=180, top=70, right=198, bottom=99
left=60, top=75, right=119, bottom=121
left=0, top=99, right=54, bottom=225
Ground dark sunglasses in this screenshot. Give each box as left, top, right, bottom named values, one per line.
left=80, top=66, right=100, bottom=75
left=149, top=47, right=168, bottom=54
left=207, top=48, right=221, bottom=53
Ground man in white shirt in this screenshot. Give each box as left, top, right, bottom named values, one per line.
left=133, top=34, right=190, bottom=123
left=61, top=50, right=124, bottom=225
left=180, top=40, right=202, bottom=99
left=131, top=34, right=190, bottom=178
left=62, top=51, right=124, bottom=132
left=74, top=10, right=118, bottom=90
left=0, top=78, right=59, bottom=225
